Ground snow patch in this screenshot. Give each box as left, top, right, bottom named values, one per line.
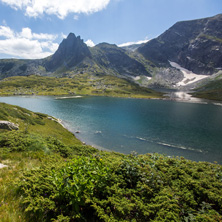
left=166, top=91, right=208, bottom=103
left=169, top=61, right=209, bottom=86
left=133, top=76, right=152, bottom=81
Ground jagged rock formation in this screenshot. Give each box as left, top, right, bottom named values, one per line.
left=138, top=14, right=222, bottom=75
left=45, top=33, right=92, bottom=72
left=91, top=43, right=150, bottom=77
left=0, top=33, right=150, bottom=79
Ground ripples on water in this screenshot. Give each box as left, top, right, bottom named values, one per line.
left=0, top=95, right=221, bottom=164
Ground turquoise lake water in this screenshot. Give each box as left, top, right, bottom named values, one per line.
left=0, top=96, right=222, bottom=163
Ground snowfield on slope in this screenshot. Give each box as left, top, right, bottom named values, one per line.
left=169, top=61, right=209, bottom=86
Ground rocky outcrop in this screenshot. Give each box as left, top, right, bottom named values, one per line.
left=0, top=121, right=19, bottom=130
left=0, top=163, right=8, bottom=169
left=138, top=14, right=222, bottom=75
left=45, top=33, right=92, bottom=72
left=0, top=59, right=45, bottom=80
left=149, top=67, right=184, bottom=88
left=91, top=43, right=151, bottom=77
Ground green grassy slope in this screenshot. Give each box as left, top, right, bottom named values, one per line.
left=192, top=77, right=222, bottom=101
left=0, top=103, right=222, bottom=221
left=0, top=74, right=163, bottom=99
left=0, top=102, right=81, bottom=145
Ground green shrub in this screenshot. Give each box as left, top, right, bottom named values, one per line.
left=0, top=131, right=46, bottom=152
left=8, top=153, right=222, bottom=221
left=17, top=157, right=111, bottom=221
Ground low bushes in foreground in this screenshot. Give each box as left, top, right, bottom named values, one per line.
left=13, top=150, right=222, bottom=221
left=0, top=102, right=221, bottom=221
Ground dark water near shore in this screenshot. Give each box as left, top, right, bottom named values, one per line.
left=0, top=96, right=222, bottom=163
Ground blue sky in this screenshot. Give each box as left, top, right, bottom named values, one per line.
left=0, top=0, right=221, bottom=59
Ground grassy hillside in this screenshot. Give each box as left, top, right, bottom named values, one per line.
left=0, top=74, right=163, bottom=99
left=0, top=103, right=222, bottom=221
left=192, top=77, right=222, bottom=101
left=0, top=102, right=81, bottom=146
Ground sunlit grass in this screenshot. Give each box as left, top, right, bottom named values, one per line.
left=0, top=74, right=163, bottom=99
left=192, top=78, right=222, bottom=101
left=0, top=152, right=66, bottom=222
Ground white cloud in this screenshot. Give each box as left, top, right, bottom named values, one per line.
left=61, top=33, right=67, bottom=39
left=85, top=39, right=95, bottom=47
left=1, top=0, right=111, bottom=19
left=1, top=0, right=30, bottom=10
left=118, top=39, right=149, bottom=47
left=0, top=25, right=59, bottom=59
left=18, top=27, right=57, bottom=40
left=20, top=27, right=32, bottom=39
left=0, top=25, right=14, bottom=38
left=40, top=41, right=59, bottom=52
left=0, top=38, right=53, bottom=59
left=33, top=33, right=57, bottom=40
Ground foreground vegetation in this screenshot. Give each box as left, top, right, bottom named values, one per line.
left=0, top=103, right=222, bottom=221
left=0, top=74, right=162, bottom=99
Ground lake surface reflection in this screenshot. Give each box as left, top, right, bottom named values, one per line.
left=0, top=96, right=222, bottom=163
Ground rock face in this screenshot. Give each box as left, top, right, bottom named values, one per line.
left=0, top=121, right=19, bottom=130
left=43, top=34, right=150, bottom=77
left=138, top=14, right=222, bottom=75
left=45, top=33, right=92, bottom=72
left=91, top=43, right=150, bottom=77
left=0, top=14, right=221, bottom=84
left=0, top=59, right=45, bottom=80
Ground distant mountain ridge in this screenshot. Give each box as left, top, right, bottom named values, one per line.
left=138, top=14, right=222, bottom=75
left=0, top=14, right=221, bottom=91
left=0, top=33, right=151, bottom=79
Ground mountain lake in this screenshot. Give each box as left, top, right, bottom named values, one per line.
left=0, top=95, right=222, bottom=164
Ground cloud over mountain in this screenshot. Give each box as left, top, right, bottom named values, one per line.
left=118, top=39, right=149, bottom=47
left=85, top=39, right=95, bottom=47
left=1, top=0, right=111, bottom=19
left=0, top=26, right=58, bottom=59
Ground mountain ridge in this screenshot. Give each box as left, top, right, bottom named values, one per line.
left=0, top=14, right=221, bottom=92
left=138, top=14, right=222, bottom=75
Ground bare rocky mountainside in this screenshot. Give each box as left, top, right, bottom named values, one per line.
left=45, top=33, right=92, bottom=72
left=0, top=14, right=221, bottom=91
left=137, top=14, right=222, bottom=75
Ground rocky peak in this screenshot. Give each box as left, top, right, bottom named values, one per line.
left=46, top=33, right=91, bottom=71
left=138, top=14, right=222, bottom=75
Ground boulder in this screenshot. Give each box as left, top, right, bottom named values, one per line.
left=0, top=163, right=8, bottom=169
left=0, top=121, right=19, bottom=130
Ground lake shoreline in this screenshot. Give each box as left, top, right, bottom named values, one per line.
left=55, top=118, right=111, bottom=152
left=0, top=95, right=222, bottom=164
left=1, top=91, right=222, bottom=107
